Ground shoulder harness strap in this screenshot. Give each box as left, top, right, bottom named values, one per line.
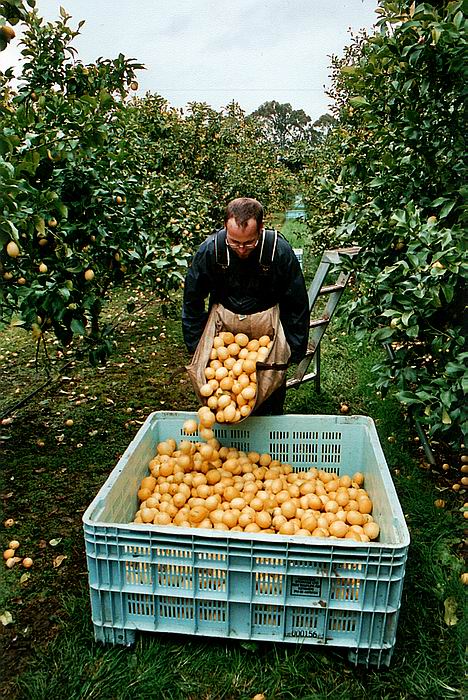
left=214, top=227, right=278, bottom=273
left=258, top=228, right=278, bottom=274
left=214, top=228, right=230, bottom=270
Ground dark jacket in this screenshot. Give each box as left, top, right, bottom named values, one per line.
left=182, top=229, right=309, bottom=363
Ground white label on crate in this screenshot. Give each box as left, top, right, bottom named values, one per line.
left=291, top=577, right=322, bottom=597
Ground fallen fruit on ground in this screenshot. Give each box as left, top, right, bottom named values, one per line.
left=6, top=557, right=22, bottom=568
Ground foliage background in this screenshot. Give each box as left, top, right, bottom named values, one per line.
left=300, top=0, right=467, bottom=448
left=0, top=1, right=295, bottom=364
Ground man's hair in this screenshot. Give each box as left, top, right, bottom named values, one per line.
left=224, top=197, right=264, bottom=230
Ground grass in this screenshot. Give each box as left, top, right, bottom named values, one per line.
left=0, top=263, right=466, bottom=698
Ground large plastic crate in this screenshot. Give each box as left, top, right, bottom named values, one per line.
left=83, top=412, right=410, bottom=667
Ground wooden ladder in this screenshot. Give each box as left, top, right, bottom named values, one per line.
left=286, top=246, right=361, bottom=392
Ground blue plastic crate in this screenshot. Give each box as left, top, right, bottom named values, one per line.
left=83, top=412, right=410, bottom=667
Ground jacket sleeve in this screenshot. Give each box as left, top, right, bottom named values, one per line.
left=279, top=250, right=309, bottom=364
left=182, top=243, right=214, bottom=354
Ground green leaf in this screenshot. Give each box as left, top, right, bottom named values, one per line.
left=406, top=325, right=419, bottom=338
left=431, top=26, right=442, bottom=44
left=401, top=311, right=413, bottom=326
left=373, top=327, right=395, bottom=341
left=439, top=200, right=456, bottom=218
left=71, top=318, right=85, bottom=335
left=391, top=209, right=406, bottom=225
left=397, top=391, right=421, bottom=405
left=99, top=89, right=114, bottom=109
left=431, top=197, right=447, bottom=206
left=349, top=96, right=369, bottom=108
left=441, top=284, right=454, bottom=303
left=1, top=220, right=19, bottom=241
left=56, top=203, right=68, bottom=218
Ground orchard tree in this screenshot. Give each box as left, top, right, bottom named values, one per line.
left=302, top=0, right=467, bottom=447
left=312, top=113, right=337, bottom=138
left=120, top=96, right=295, bottom=240
left=249, top=100, right=319, bottom=148
left=210, top=101, right=295, bottom=213
left=0, top=2, right=295, bottom=365
left=0, top=2, right=151, bottom=362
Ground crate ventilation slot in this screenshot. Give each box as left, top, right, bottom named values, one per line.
left=290, top=560, right=329, bottom=574
left=338, top=562, right=365, bottom=576
left=125, top=545, right=150, bottom=557
left=328, top=610, right=358, bottom=632
left=291, top=607, right=321, bottom=631
left=253, top=604, right=282, bottom=628
left=255, top=557, right=285, bottom=568
left=198, top=567, right=226, bottom=592
left=159, top=596, right=194, bottom=619
left=198, top=600, right=226, bottom=622
left=214, top=428, right=250, bottom=438
left=321, top=433, right=342, bottom=464
left=158, top=563, right=193, bottom=589
left=128, top=593, right=154, bottom=616
left=331, top=577, right=361, bottom=602
left=198, top=551, right=227, bottom=562
left=255, top=572, right=284, bottom=596
left=157, top=547, right=192, bottom=560
left=292, top=433, right=319, bottom=463
left=126, top=561, right=151, bottom=585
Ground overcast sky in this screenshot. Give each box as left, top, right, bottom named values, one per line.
left=0, top=0, right=378, bottom=120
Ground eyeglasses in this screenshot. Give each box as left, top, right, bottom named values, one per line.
left=226, top=235, right=260, bottom=250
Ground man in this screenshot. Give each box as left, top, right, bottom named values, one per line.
left=182, top=197, right=309, bottom=414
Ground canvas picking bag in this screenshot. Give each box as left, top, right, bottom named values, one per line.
left=186, top=303, right=291, bottom=418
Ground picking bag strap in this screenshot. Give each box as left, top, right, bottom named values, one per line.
left=256, top=361, right=290, bottom=371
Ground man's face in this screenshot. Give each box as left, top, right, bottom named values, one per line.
left=225, top=217, right=261, bottom=259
